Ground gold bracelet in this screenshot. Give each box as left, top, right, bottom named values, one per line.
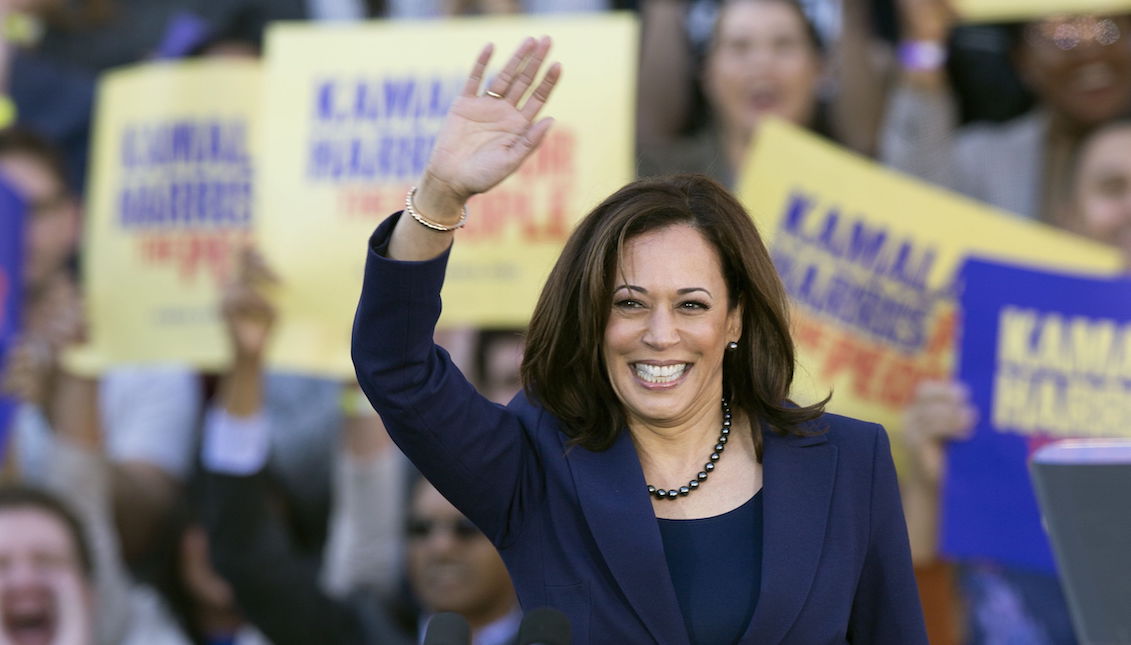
left=405, top=186, right=468, bottom=232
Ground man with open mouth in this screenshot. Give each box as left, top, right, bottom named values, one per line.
left=0, top=486, right=94, bottom=645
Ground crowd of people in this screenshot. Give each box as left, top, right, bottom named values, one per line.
left=2, top=0, right=1130, bottom=643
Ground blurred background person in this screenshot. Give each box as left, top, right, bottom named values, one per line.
left=199, top=248, right=405, bottom=645
left=637, top=0, right=893, bottom=185
left=4, top=0, right=303, bottom=74
left=383, top=0, right=617, bottom=20
left=405, top=478, right=520, bottom=644
left=0, top=0, right=307, bottom=190
left=1065, top=119, right=1131, bottom=264
left=316, top=327, right=529, bottom=643
left=202, top=249, right=522, bottom=645
left=0, top=0, right=97, bottom=190
left=1, top=191, right=226, bottom=644
left=882, top=0, right=1131, bottom=224
left=0, top=128, right=200, bottom=573
left=0, top=486, right=95, bottom=645
left=408, top=328, right=524, bottom=642
left=638, top=0, right=827, bottom=186
left=147, top=5, right=350, bottom=566
left=899, top=117, right=1131, bottom=645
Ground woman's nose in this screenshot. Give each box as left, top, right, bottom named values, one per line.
left=642, top=309, right=679, bottom=349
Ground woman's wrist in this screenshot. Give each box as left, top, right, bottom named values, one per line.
left=414, top=172, right=470, bottom=226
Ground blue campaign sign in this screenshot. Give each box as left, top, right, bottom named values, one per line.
left=943, top=257, right=1131, bottom=572
left=0, top=175, right=25, bottom=461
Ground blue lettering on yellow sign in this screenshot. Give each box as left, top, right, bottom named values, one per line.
left=774, top=189, right=941, bottom=351
left=116, top=118, right=254, bottom=229
left=307, top=75, right=463, bottom=182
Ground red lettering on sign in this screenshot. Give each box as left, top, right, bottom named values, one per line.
left=133, top=230, right=251, bottom=287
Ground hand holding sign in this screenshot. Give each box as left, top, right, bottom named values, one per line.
left=897, top=0, right=956, bottom=43
left=1, top=338, right=53, bottom=406
left=220, top=247, right=279, bottom=363
left=902, top=379, right=976, bottom=486
left=1, top=276, right=86, bottom=406
left=415, top=36, right=562, bottom=222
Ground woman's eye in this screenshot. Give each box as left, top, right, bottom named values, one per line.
left=680, top=301, right=709, bottom=311
left=614, top=299, right=644, bottom=309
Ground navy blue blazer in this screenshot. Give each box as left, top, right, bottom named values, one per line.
left=353, top=213, right=927, bottom=645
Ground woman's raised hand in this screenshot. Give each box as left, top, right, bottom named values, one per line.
left=415, top=36, right=561, bottom=219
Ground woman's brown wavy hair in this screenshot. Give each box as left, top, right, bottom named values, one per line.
left=521, top=174, right=828, bottom=458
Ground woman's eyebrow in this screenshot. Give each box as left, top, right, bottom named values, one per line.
left=677, top=287, right=712, bottom=297
left=612, top=285, right=713, bottom=297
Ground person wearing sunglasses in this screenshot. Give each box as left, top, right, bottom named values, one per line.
left=406, top=478, right=519, bottom=645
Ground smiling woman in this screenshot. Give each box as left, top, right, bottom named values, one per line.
left=523, top=176, right=814, bottom=464
left=352, top=37, right=927, bottom=645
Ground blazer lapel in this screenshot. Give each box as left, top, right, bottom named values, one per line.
left=565, top=431, right=691, bottom=645
left=740, top=428, right=838, bottom=645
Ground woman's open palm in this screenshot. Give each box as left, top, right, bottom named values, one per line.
left=424, top=36, right=562, bottom=201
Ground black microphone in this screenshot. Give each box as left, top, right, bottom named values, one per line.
left=423, top=612, right=471, bottom=645
left=517, top=607, right=572, bottom=645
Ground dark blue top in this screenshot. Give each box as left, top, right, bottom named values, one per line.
left=659, top=491, right=764, bottom=645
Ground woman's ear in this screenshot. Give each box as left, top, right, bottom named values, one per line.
left=726, top=302, right=743, bottom=345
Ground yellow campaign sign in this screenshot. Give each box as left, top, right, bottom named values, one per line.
left=956, top=0, right=1131, bottom=22
left=257, top=15, right=637, bottom=377
left=83, top=60, right=261, bottom=370
left=737, top=119, right=1122, bottom=447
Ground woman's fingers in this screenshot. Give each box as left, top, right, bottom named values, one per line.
left=523, top=117, right=556, bottom=152
left=484, top=36, right=537, bottom=99
left=462, top=42, right=495, bottom=97
left=505, top=35, right=551, bottom=103
left=520, top=61, right=561, bottom=121
left=459, top=37, right=560, bottom=118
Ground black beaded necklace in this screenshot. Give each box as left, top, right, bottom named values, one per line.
left=645, top=398, right=732, bottom=500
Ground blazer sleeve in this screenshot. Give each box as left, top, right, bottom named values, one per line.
left=847, top=426, right=929, bottom=644
left=351, top=212, right=537, bottom=546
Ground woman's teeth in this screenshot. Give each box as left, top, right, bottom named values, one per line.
left=634, top=363, right=687, bottom=383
